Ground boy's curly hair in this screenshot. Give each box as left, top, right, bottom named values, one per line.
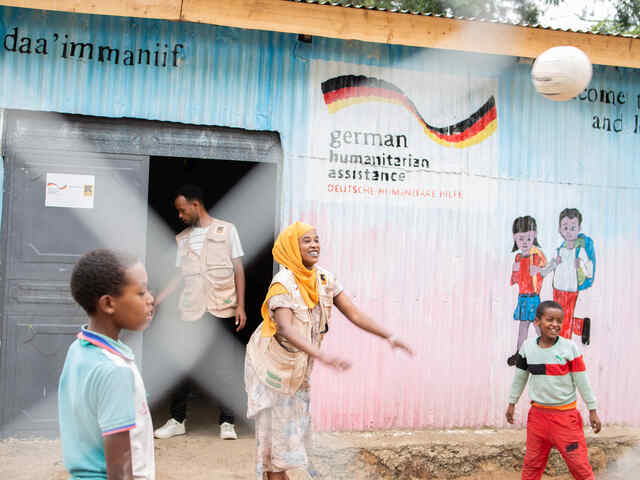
left=70, top=249, right=138, bottom=314
left=536, top=300, right=563, bottom=319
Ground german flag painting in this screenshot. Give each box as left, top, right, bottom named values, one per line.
left=321, top=75, right=497, bottom=149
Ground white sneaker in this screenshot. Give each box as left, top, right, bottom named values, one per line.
left=220, top=422, right=238, bottom=440
left=154, top=418, right=186, bottom=439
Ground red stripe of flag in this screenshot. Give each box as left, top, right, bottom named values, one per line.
left=324, top=86, right=404, bottom=104
left=428, top=107, right=497, bottom=143
left=324, top=86, right=418, bottom=115
left=324, top=85, right=496, bottom=144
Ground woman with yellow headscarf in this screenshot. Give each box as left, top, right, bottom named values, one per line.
left=245, top=222, right=413, bottom=480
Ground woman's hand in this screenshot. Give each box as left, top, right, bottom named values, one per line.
left=318, top=352, right=351, bottom=371
left=388, top=336, right=414, bottom=356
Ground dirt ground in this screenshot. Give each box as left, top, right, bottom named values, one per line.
left=0, top=436, right=531, bottom=480
left=1, top=432, right=638, bottom=479
left=2, top=399, right=639, bottom=479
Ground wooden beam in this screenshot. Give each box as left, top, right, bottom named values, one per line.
left=0, top=0, right=181, bottom=20
left=181, top=0, right=640, bottom=68
left=2, top=0, right=639, bottom=68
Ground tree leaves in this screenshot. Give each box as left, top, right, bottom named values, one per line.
left=328, top=0, right=639, bottom=33
left=592, top=0, right=640, bottom=35
left=331, top=0, right=542, bottom=23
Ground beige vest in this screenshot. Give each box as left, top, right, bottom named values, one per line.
left=176, top=220, right=237, bottom=320
left=247, top=266, right=336, bottom=395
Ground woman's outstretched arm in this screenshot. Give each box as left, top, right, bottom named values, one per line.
left=333, top=292, right=414, bottom=356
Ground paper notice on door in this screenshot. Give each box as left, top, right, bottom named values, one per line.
left=45, top=173, right=95, bottom=209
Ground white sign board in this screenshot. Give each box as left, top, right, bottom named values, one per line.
left=45, top=173, right=95, bottom=209
left=307, top=60, right=498, bottom=208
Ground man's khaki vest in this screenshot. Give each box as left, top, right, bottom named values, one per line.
left=247, top=266, right=336, bottom=395
left=176, top=220, right=237, bottom=321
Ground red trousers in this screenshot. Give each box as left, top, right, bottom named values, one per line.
left=522, top=407, right=594, bottom=480
left=553, top=289, right=583, bottom=338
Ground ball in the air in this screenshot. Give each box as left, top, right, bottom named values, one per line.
left=531, top=46, right=593, bottom=101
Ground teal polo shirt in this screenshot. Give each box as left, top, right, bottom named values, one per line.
left=58, top=326, right=136, bottom=479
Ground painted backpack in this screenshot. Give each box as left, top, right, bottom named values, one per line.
left=575, top=233, right=596, bottom=290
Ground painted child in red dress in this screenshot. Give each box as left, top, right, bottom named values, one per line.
left=508, top=216, right=547, bottom=367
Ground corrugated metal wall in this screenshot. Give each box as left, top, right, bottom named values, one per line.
left=1, top=6, right=639, bottom=431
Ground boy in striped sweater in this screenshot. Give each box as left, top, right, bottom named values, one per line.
left=505, top=300, right=601, bottom=480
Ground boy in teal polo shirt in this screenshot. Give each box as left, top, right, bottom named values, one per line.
left=58, top=249, right=155, bottom=479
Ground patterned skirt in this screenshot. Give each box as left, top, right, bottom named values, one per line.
left=245, top=355, right=315, bottom=479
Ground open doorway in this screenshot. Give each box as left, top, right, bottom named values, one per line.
left=143, top=155, right=278, bottom=430
left=145, top=155, right=277, bottom=340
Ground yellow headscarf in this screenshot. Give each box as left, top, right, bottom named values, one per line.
left=261, top=222, right=318, bottom=337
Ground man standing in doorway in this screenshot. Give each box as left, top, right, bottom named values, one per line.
left=153, top=185, right=247, bottom=440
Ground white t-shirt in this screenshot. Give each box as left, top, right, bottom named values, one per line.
left=552, top=246, right=593, bottom=292
left=175, top=224, right=244, bottom=267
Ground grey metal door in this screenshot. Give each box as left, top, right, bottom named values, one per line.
left=0, top=146, right=149, bottom=436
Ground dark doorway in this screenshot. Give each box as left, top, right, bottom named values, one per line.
left=142, top=156, right=277, bottom=412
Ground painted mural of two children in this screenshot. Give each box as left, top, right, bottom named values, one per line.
left=508, top=208, right=595, bottom=366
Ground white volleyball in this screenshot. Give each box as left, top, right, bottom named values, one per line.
left=531, top=46, right=593, bottom=101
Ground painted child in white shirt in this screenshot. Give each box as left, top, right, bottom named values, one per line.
left=539, top=208, right=594, bottom=344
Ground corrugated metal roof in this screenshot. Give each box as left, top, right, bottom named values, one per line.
left=287, top=0, right=638, bottom=38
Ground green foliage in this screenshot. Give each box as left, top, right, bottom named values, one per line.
left=333, top=0, right=640, bottom=34
left=591, top=0, right=640, bottom=35
left=333, top=0, right=543, bottom=23
left=332, top=1, right=445, bottom=13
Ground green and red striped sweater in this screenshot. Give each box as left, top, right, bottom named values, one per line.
left=509, top=336, right=597, bottom=410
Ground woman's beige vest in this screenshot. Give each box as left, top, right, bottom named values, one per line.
left=247, top=267, right=336, bottom=395
left=175, top=220, right=237, bottom=320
